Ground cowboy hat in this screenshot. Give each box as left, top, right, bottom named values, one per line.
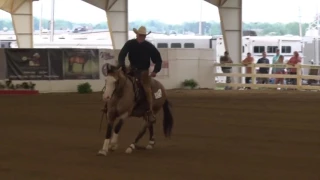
left=133, top=26, right=151, bottom=35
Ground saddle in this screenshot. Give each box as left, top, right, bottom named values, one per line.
left=127, top=69, right=146, bottom=104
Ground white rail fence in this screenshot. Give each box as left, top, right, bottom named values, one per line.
left=213, top=63, right=320, bottom=90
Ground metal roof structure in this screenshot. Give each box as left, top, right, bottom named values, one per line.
left=0, top=0, right=36, bottom=48
left=0, top=0, right=242, bottom=68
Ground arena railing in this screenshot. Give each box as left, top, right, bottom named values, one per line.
left=213, top=63, right=320, bottom=90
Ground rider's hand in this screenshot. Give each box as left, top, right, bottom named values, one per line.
left=150, top=72, right=157, bottom=77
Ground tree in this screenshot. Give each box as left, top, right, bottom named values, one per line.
left=0, top=17, right=311, bottom=36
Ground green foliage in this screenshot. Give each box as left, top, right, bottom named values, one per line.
left=77, top=82, right=93, bottom=94
left=0, top=17, right=312, bottom=36
left=15, top=82, right=36, bottom=90
left=182, top=79, right=198, bottom=89
left=0, top=82, right=5, bottom=89
left=0, top=80, right=36, bottom=90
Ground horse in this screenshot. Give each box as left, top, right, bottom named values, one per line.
left=67, top=52, right=92, bottom=73
left=97, top=63, right=173, bottom=156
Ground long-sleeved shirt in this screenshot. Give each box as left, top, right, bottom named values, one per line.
left=118, top=39, right=162, bottom=73
left=257, top=57, right=270, bottom=73
left=219, top=55, right=233, bottom=71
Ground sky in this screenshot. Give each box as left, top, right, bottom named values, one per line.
left=0, top=0, right=319, bottom=24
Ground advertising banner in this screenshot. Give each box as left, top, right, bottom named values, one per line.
left=0, top=49, right=6, bottom=80
left=47, top=49, right=64, bottom=80
left=5, top=49, right=50, bottom=80
left=62, top=49, right=100, bottom=79
left=99, top=49, right=116, bottom=78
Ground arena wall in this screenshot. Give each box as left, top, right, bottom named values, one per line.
left=0, top=48, right=215, bottom=93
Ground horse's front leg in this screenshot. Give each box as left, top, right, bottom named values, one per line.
left=97, top=113, right=115, bottom=156
left=108, top=118, right=124, bottom=151
left=125, top=116, right=150, bottom=154
left=81, top=63, right=85, bottom=73
left=68, top=61, right=73, bottom=73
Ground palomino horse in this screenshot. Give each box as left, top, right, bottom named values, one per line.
left=97, top=64, right=173, bottom=156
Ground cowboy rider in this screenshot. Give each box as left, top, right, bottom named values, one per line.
left=118, top=26, right=163, bottom=123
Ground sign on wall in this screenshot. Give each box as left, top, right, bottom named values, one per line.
left=5, top=49, right=52, bottom=80
left=0, top=49, right=6, bottom=80
left=62, top=49, right=100, bottom=80
left=99, top=49, right=117, bottom=78
left=47, top=49, right=63, bottom=80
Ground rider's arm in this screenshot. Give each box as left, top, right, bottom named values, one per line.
left=118, top=40, right=131, bottom=67
left=149, top=43, right=162, bottom=73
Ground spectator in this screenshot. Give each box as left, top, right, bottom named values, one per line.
left=271, top=48, right=281, bottom=83
left=274, top=55, right=285, bottom=85
left=242, top=52, right=254, bottom=89
left=287, top=51, right=301, bottom=85
left=257, top=51, right=270, bottom=84
left=220, top=51, right=233, bottom=90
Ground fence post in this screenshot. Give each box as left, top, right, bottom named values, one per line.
left=251, top=63, right=256, bottom=87
left=212, top=63, right=216, bottom=90
left=297, top=64, right=302, bottom=90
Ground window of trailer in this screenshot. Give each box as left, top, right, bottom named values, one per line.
left=281, top=46, right=291, bottom=53
left=267, top=46, right=278, bottom=53
left=253, top=46, right=265, bottom=53
left=184, top=43, right=195, bottom=48
left=157, top=43, right=168, bottom=48
left=171, top=43, right=181, bottom=48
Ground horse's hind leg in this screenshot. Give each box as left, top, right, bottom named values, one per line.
left=125, top=117, right=150, bottom=154
left=146, top=124, right=155, bottom=150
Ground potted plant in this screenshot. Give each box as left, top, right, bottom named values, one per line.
left=21, top=82, right=30, bottom=89
left=5, top=79, right=15, bottom=89
left=0, top=82, right=5, bottom=89
left=181, top=79, right=198, bottom=89
left=29, top=82, right=36, bottom=90
left=77, top=82, right=93, bottom=94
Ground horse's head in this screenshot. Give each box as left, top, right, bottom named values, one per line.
left=102, top=63, right=126, bottom=102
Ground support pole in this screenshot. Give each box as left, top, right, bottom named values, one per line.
left=11, top=0, right=34, bottom=48
left=106, top=0, right=128, bottom=49
left=218, top=0, right=242, bottom=84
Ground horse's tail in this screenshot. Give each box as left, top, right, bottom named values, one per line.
left=162, top=99, right=173, bottom=138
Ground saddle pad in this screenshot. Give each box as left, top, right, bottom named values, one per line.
left=154, top=89, right=162, bottom=99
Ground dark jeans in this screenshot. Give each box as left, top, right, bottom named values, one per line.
left=257, top=72, right=269, bottom=84
left=222, top=68, right=232, bottom=90
left=288, top=72, right=297, bottom=85
left=245, top=77, right=252, bottom=89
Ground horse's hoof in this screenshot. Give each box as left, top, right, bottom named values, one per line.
left=125, top=147, right=133, bottom=154
left=109, top=144, right=118, bottom=151
left=146, top=144, right=153, bottom=150
left=97, top=150, right=107, bottom=156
